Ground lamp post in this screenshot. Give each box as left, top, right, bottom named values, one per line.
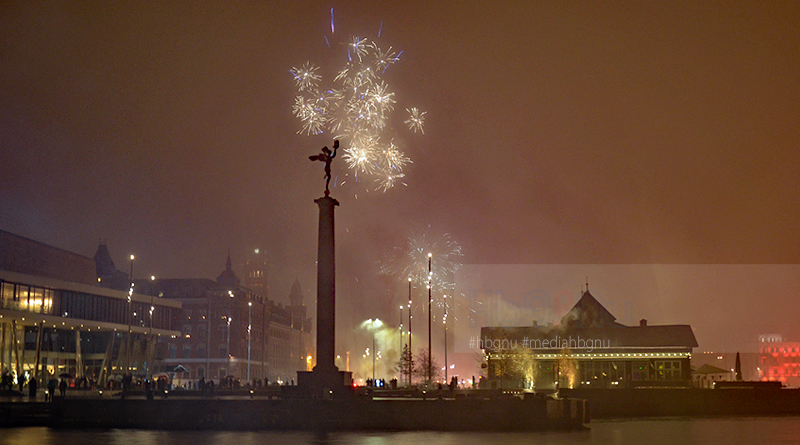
left=148, top=305, right=154, bottom=379
left=407, top=277, right=412, bottom=386
left=127, top=254, right=134, bottom=377
left=398, top=305, right=404, bottom=386
left=247, top=301, right=252, bottom=384
left=227, top=291, right=234, bottom=378
left=427, top=252, right=432, bottom=385
left=399, top=305, right=404, bottom=358
left=227, top=317, right=232, bottom=377
left=364, top=318, right=382, bottom=384
left=443, top=295, right=448, bottom=383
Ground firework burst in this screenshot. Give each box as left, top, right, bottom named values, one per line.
left=290, top=25, right=425, bottom=191
left=380, top=228, right=464, bottom=295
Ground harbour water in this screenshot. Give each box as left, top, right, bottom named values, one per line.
left=1, top=417, right=799, bottom=445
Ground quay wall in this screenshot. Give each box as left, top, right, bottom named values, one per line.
left=560, top=388, right=800, bottom=418
left=44, top=397, right=585, bottom=431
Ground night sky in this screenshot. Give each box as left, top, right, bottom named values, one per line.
left=2, top=1, right=799, bottom=359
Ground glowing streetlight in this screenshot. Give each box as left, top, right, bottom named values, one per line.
left=247, top=301, right=252, bottom=384
left=148, top=305, right=154, bottom=379
left=227, top=316, right=232, bottom=377
left=443, top=296, right=448, bottom=382
left=363, top=318, right=383, bottom=383
left=399, top=305, right=404, bottom=361
left=127, top=254, right=135, bottom=378
left=427, top=252, right=432, bottom=385
left=408, top=277, right=413, bottom=386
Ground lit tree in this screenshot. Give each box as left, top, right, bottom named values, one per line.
left=485, top=331, right=521, bottom=389
left=558, top=347, right=578, bottom=389
left=514, top=347, right=538, bottom=390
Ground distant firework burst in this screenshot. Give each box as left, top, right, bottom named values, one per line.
left=290, top=22, right=425, bottom=192
left=380, top=228, right=464, bottom=295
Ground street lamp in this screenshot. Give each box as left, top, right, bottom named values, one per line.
left=427, top=252, right=432, bottom=385
left=443, top=296, right=448, bottom=382
left=227, top=316, right=232, bottom=377
left=127, top=254, right=134, bottom=377
left=227, top=290, right=234, bottom=381
left=407, top=277, right=412, bottom=386
left=363, top=318, right=383, bottom=383
left=399, top=305, right=404, bottom=359
left=247, top=301, right=252, bottom=384
left=148, top=305, right=154, bottom=379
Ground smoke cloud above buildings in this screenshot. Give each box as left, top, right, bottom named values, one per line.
left=2, top=1, right=799, bottom=363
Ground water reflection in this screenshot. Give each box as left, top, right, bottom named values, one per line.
left=1, top=418, right=798, bottom=445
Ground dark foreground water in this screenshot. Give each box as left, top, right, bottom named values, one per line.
left=2, top=417, right=799, bottom=445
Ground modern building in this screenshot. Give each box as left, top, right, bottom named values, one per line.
left=481, top=289, right=698, bottom=390
left=759, top=336, right=800, bottom=387
left=0, top=230, right=181, bottom=387
left=1, top=229, right=314, bottom=390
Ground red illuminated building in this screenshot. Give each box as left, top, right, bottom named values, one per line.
left=760, top=337, right=800, bottom=387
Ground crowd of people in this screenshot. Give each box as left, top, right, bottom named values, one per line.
left=1, top=370, right=75, bottom=402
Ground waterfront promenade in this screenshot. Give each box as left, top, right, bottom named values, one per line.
left=0, top=388, right=586, bottom=431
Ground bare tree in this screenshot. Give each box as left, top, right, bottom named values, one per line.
left=413, top=348, right=442, bottom=383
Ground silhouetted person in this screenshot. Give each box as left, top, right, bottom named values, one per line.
left=28, top=377, right=37, bottom=399
left=59, top=379, right=67, bottom=397
left=309, top=140, right=339, bottom=195
left=47, top=379, right=57, bottom=402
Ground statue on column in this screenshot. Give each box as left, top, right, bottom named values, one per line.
left=309, top=140, right=339, bottom=196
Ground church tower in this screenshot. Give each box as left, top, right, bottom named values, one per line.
left=216, top=252, right=241, bottom=286
left=244, top=248, right=268, bottom=298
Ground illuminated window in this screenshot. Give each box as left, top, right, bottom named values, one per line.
left=655, top=360, right=682, bottom=380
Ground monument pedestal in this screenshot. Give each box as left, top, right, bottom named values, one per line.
left=297, top=369, right=353, bottom=399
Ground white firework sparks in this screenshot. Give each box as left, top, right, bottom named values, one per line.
left=291, top=32, right=425, bottom=191
left=404, top=108, right=426, bottom=134
left=380, top=228, right=464, bottom=293
left=289, top=62, right=321, bottom=91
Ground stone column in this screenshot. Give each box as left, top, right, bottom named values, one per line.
left=313, top=195, right=339, bottom=374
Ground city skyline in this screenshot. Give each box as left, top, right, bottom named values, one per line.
left=3, top=1, right=799, bottom=353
